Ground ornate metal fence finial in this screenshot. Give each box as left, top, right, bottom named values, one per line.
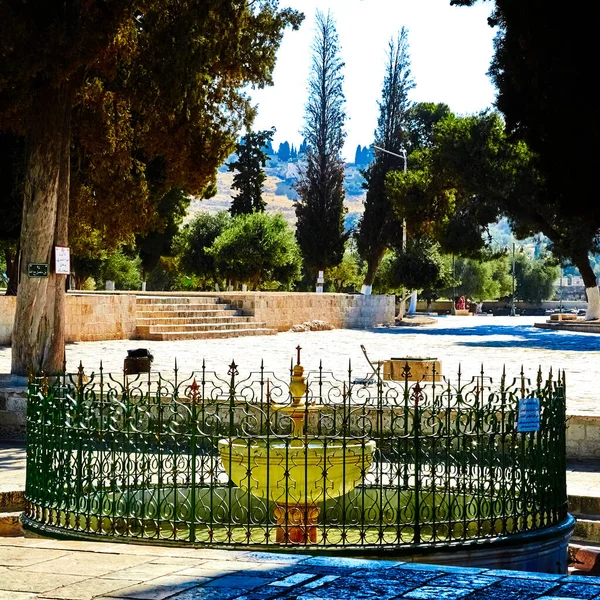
left=189, top=378, right=200, bottom=403
left=77, top=361, right=85, bottom=391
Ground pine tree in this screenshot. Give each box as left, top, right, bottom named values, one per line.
left=356, top=28, right=415, bottom=289
left=227, top=128, right=275, bottom=216
left=295, top=10, right=347, bottom=276
left=290, top=144, right=297, bottom=160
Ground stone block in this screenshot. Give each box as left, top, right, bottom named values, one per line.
left=586, top=425, right=600, bottom=441
left=567, top=423, right=586, bottom=441
left=566, top=440, right=581, bottom=457
left=6, top=395, right=26, bottom=413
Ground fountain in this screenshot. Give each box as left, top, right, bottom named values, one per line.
left=22, top=355, right=573, bottom=573
left=218, top=347, right=376, bottom=543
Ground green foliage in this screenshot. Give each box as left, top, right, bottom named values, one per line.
left=515, top=253, right=559, bottom=304
left=136, top=188, right=192, bottom=277
left=208, top=212, right=301, bottom=290
left=175, top=211, right=232, bottom=288
left=386, top=111, right=509, bottom=258
left=228, top=128, right=275, bottom=216
left=295, top=10, right=347, bottom=274
left=372, top=252, right=402, bottom=295
left=146, top=256, right=200, bottom=292
left=392, top=239, right=453, bottom=298
left=449, top=256, right=512, bottom=302
left=405, top=102, right=452, bottom=152
left=100, top=251, right=142, bottom=291
left=324, top=250, right=365, bottom=292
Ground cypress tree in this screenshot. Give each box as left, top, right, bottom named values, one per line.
left=295, top=10, right=347, bottom=276
left=356, top=28, right=415, bottom=289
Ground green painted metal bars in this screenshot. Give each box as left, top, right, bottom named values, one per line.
left=23, top=359, right=568, bottom=549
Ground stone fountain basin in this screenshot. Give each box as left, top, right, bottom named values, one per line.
left=218, top=438, right=376, bottom=506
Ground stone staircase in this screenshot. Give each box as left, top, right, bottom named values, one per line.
left=135, top=296, right=276, bottom=341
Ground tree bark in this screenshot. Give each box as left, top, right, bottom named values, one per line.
left=572, top=253, right=599, bottom=321
left=362, top=246, right=386, bottom=288
left=11, top=83, right=72, bottom=376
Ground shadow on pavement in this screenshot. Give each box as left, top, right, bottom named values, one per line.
left=370, top=323, right=600, bottom=352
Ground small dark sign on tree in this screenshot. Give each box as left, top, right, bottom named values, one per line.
left=27, top=264, right=49, bottom=278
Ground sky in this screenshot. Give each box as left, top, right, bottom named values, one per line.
left=248, top=0, right=498, bottom=161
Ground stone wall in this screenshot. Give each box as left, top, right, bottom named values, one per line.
left=0, top=375, right=27, bottom=441
left=0, top=294, right=137, bottom=345
left=64, top=294, right=137, bottom=342
left=0, top=296, right=16, bottom=346
left=215, top=292, right=394, bottom=331
left=566, top=414, right=600, bottom=460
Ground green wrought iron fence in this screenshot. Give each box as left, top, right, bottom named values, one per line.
left=23, top=356, right=568, bottom=549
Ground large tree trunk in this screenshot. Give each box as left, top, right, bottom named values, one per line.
left=362, top=246, right=386, bottom=289
left=11, top=83, right=72, bottom=376
left=573, top=253, right=599, bottom=321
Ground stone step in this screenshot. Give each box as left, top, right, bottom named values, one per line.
left=0, top=512, right=23, bottom=537
left=136, top=303, right=235, bottom=312
left=572, top=516, right=600, bottom=544
left=140, top=321, right=269, bottom=335
left=145, top=328, right=277, bottom=341
left=137, top=316, right=254, bottom=327
left=136, top=296, right=220, bottom=305
left=569, top=494, right=600, bottom=517
left=136, top=309, right=240, bottom=319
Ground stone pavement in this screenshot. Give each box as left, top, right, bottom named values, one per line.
left=3, top=536, right=600, bottom=600
left=1, top=316, right=599, bottom=414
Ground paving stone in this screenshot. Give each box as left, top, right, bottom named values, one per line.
left=543, top=582, right=600, bottom=598
left=301, top=556, right=387, bottom=570
left=0, top=567, right=88, bottom=593
left=39, top=577, right=141, bottom=600
left=466, top=578, right=561, bottom=600
left=484, top=569, right=566, bottom=581
left=268, top=572, right=318, bottom=587
left=0, top=593, right=38, bottom=600
left=104, top=561, right=207, bottom=581
left=297, top=575, right=417, bottom=600
left=358, top=565, right=441, bottom=582
left=104, top=575, right=204, bottom=599
left=395, top=563, right=485, bottom=574
left=23, top=552, right=155, bottom=577
left=402, top=586, right=473, bottom=599
left=302, top=575, right=340, bottom=590
left=0, top=546, right=69, bottom=567
left=166, top=588, right=246, bottom=600
left=203, top=575, right=275, bottom=589
left=425, top=574, right=501, bottom=589
left=240, top=551, right=312, bottom=563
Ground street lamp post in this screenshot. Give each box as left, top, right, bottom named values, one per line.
left=372, top=145, right=415, bottom=313
left=511, top=242, right=516, bottom=316
left=559, top=265, right=564, bottom=313
left=364, top=145, right=409, bottom=302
